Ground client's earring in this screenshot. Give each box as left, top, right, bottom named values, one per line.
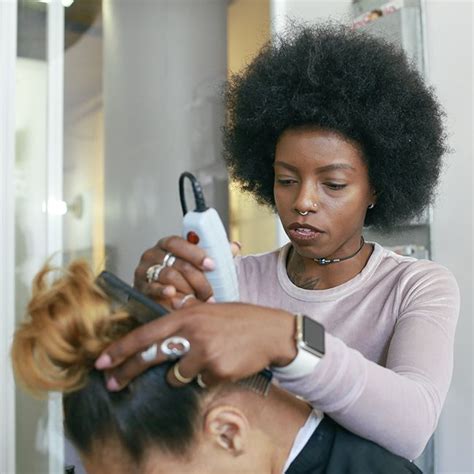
left=368, top=203, right=375, bottom=209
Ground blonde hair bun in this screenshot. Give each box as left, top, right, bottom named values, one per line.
left=11, top=260, right=130, bottom=397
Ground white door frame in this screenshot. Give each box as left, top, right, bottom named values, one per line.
left=0, top=1, right=66, bottom=471
left=0, top=1, right=18, bottom=473
left=47, top=1, right=66, bottom=472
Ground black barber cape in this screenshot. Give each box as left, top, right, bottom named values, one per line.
left=285, top=416, right=422, bottom=474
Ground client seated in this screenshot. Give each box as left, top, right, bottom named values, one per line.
left=11, top=261, right=421, bottom=474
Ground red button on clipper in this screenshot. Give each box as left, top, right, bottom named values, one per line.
left=187, top=231, right=200, bottom=245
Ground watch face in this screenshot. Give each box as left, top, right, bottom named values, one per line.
left=302, top=316, right=325, bottom=356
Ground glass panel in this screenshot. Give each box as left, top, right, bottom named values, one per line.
left=227, top=0, right=277, bottom=255
left=63, top=0, right=104, bottom=270
left=62, top=3, right=103, bottom=470
left=15, top=1, right=49, bottom=472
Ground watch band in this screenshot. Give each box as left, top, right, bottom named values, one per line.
left=271, top=314, right=324, bottom=378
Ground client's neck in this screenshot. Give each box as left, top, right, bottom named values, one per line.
left=261, top=385, right=313, bottom=473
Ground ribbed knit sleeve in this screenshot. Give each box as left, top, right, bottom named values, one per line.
left=236, top=246, right=460, bottom=460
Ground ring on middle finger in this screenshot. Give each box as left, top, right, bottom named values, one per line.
left=176, top=293, right=196, bottom=309
left=141, top=343, right=158, bottom=362
left=146, top=264, right=165, bottom=283
left=162, top=251, right=176, bottom=268
left=160, top=336, right=191, bottom=360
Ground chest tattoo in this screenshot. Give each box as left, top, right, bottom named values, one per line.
left=289, top=271, right=321, bottom=290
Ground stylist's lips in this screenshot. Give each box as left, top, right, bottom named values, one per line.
left=287, top=222, right=324, bottom=242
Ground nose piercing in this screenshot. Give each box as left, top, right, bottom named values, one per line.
left=296, top=201, right=317, bottom=216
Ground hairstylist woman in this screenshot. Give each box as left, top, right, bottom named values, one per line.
left=94, top=24, right=460, bottom=460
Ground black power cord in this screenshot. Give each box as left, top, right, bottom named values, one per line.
left=179, top=172, right=208, bottom=216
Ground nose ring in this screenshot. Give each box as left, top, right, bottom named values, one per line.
left=297, top=210, right=309, bottom=216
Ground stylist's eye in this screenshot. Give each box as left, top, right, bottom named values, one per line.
left=276, top=178, right=298, bottom=186
left=325, top=183, right=347, bottom=190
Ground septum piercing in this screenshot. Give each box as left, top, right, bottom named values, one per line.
left=296, top=202, right=317, bottom=216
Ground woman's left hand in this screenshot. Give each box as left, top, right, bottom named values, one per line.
left=95, top=302, right=296, bottom=390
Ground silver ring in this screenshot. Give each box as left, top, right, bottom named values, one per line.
left=160, top=336, right=191, bottom=360
left=141, top=343, right=158, bottom=362
left=177, top=293, right=196, bottom=309
left=297, top=210, right=309, bottom=216
left=196, top=373, right=207, bottom=389
left=162, top=252, right=176, bottom=267
left=146, top=264, right=165, bottom=283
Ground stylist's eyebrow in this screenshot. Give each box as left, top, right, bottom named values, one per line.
left=274, top=161, right=356, bottom=172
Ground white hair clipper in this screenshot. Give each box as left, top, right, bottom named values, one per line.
left=179, top=172, right=239, bottom=302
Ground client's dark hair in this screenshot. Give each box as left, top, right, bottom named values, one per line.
left=11, top=261, right=203, bottom=464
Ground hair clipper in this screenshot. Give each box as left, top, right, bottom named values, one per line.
left=179, top=172, right=239, bottom=302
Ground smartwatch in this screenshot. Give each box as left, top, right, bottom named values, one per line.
left=272, top=314, right=325, bottom=378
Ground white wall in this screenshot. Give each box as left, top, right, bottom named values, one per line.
left=103, top=0, right=228, bottom=281
left=271, top=0, right=353, bottom=33
left=425, top=2, right=473, bottom=473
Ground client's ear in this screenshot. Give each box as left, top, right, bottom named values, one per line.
left=204, top=405, right=249, bottom=456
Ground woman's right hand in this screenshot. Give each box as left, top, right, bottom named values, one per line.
left=133, top=236, right=240, bottom=309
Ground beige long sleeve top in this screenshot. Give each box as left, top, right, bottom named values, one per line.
left=235, top=242, right=460, bottom=460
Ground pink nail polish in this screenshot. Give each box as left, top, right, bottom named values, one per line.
left=202, top=257, right=215, bottom=271
left=107, top=376, right=120, bottom=391
left=207, top=296, right=216, bottom=303
left=163, top=286, right=175, bottom=297
left=95, top=354, right=112, bottom=369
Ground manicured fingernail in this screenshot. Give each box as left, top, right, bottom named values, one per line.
left=207, top=296, right=216, bottom=303
left=202, top=257, right=215, bottom=271
left=106, top=376, right=120, bottom=391
left=171, top=298, right=182, bottom=310
left=95, top=354, right=112, bottom=369
left=163, top=286, right=175, bottom=297
left=232, top=240, right=242, bottom=250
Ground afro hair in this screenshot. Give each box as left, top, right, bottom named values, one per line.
left=223, top=23, right=448, bottom=230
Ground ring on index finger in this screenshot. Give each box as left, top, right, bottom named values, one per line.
left=146, top=264, right=165, bottom=283
left=160, top=336, right=191, bottom=360
left=162, top=252, right=176, bottom=268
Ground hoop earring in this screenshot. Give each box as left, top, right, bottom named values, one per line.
left=368, top=203, right=375, bottom=209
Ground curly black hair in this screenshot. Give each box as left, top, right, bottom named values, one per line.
left=223, top=23, right=447, bottom=230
